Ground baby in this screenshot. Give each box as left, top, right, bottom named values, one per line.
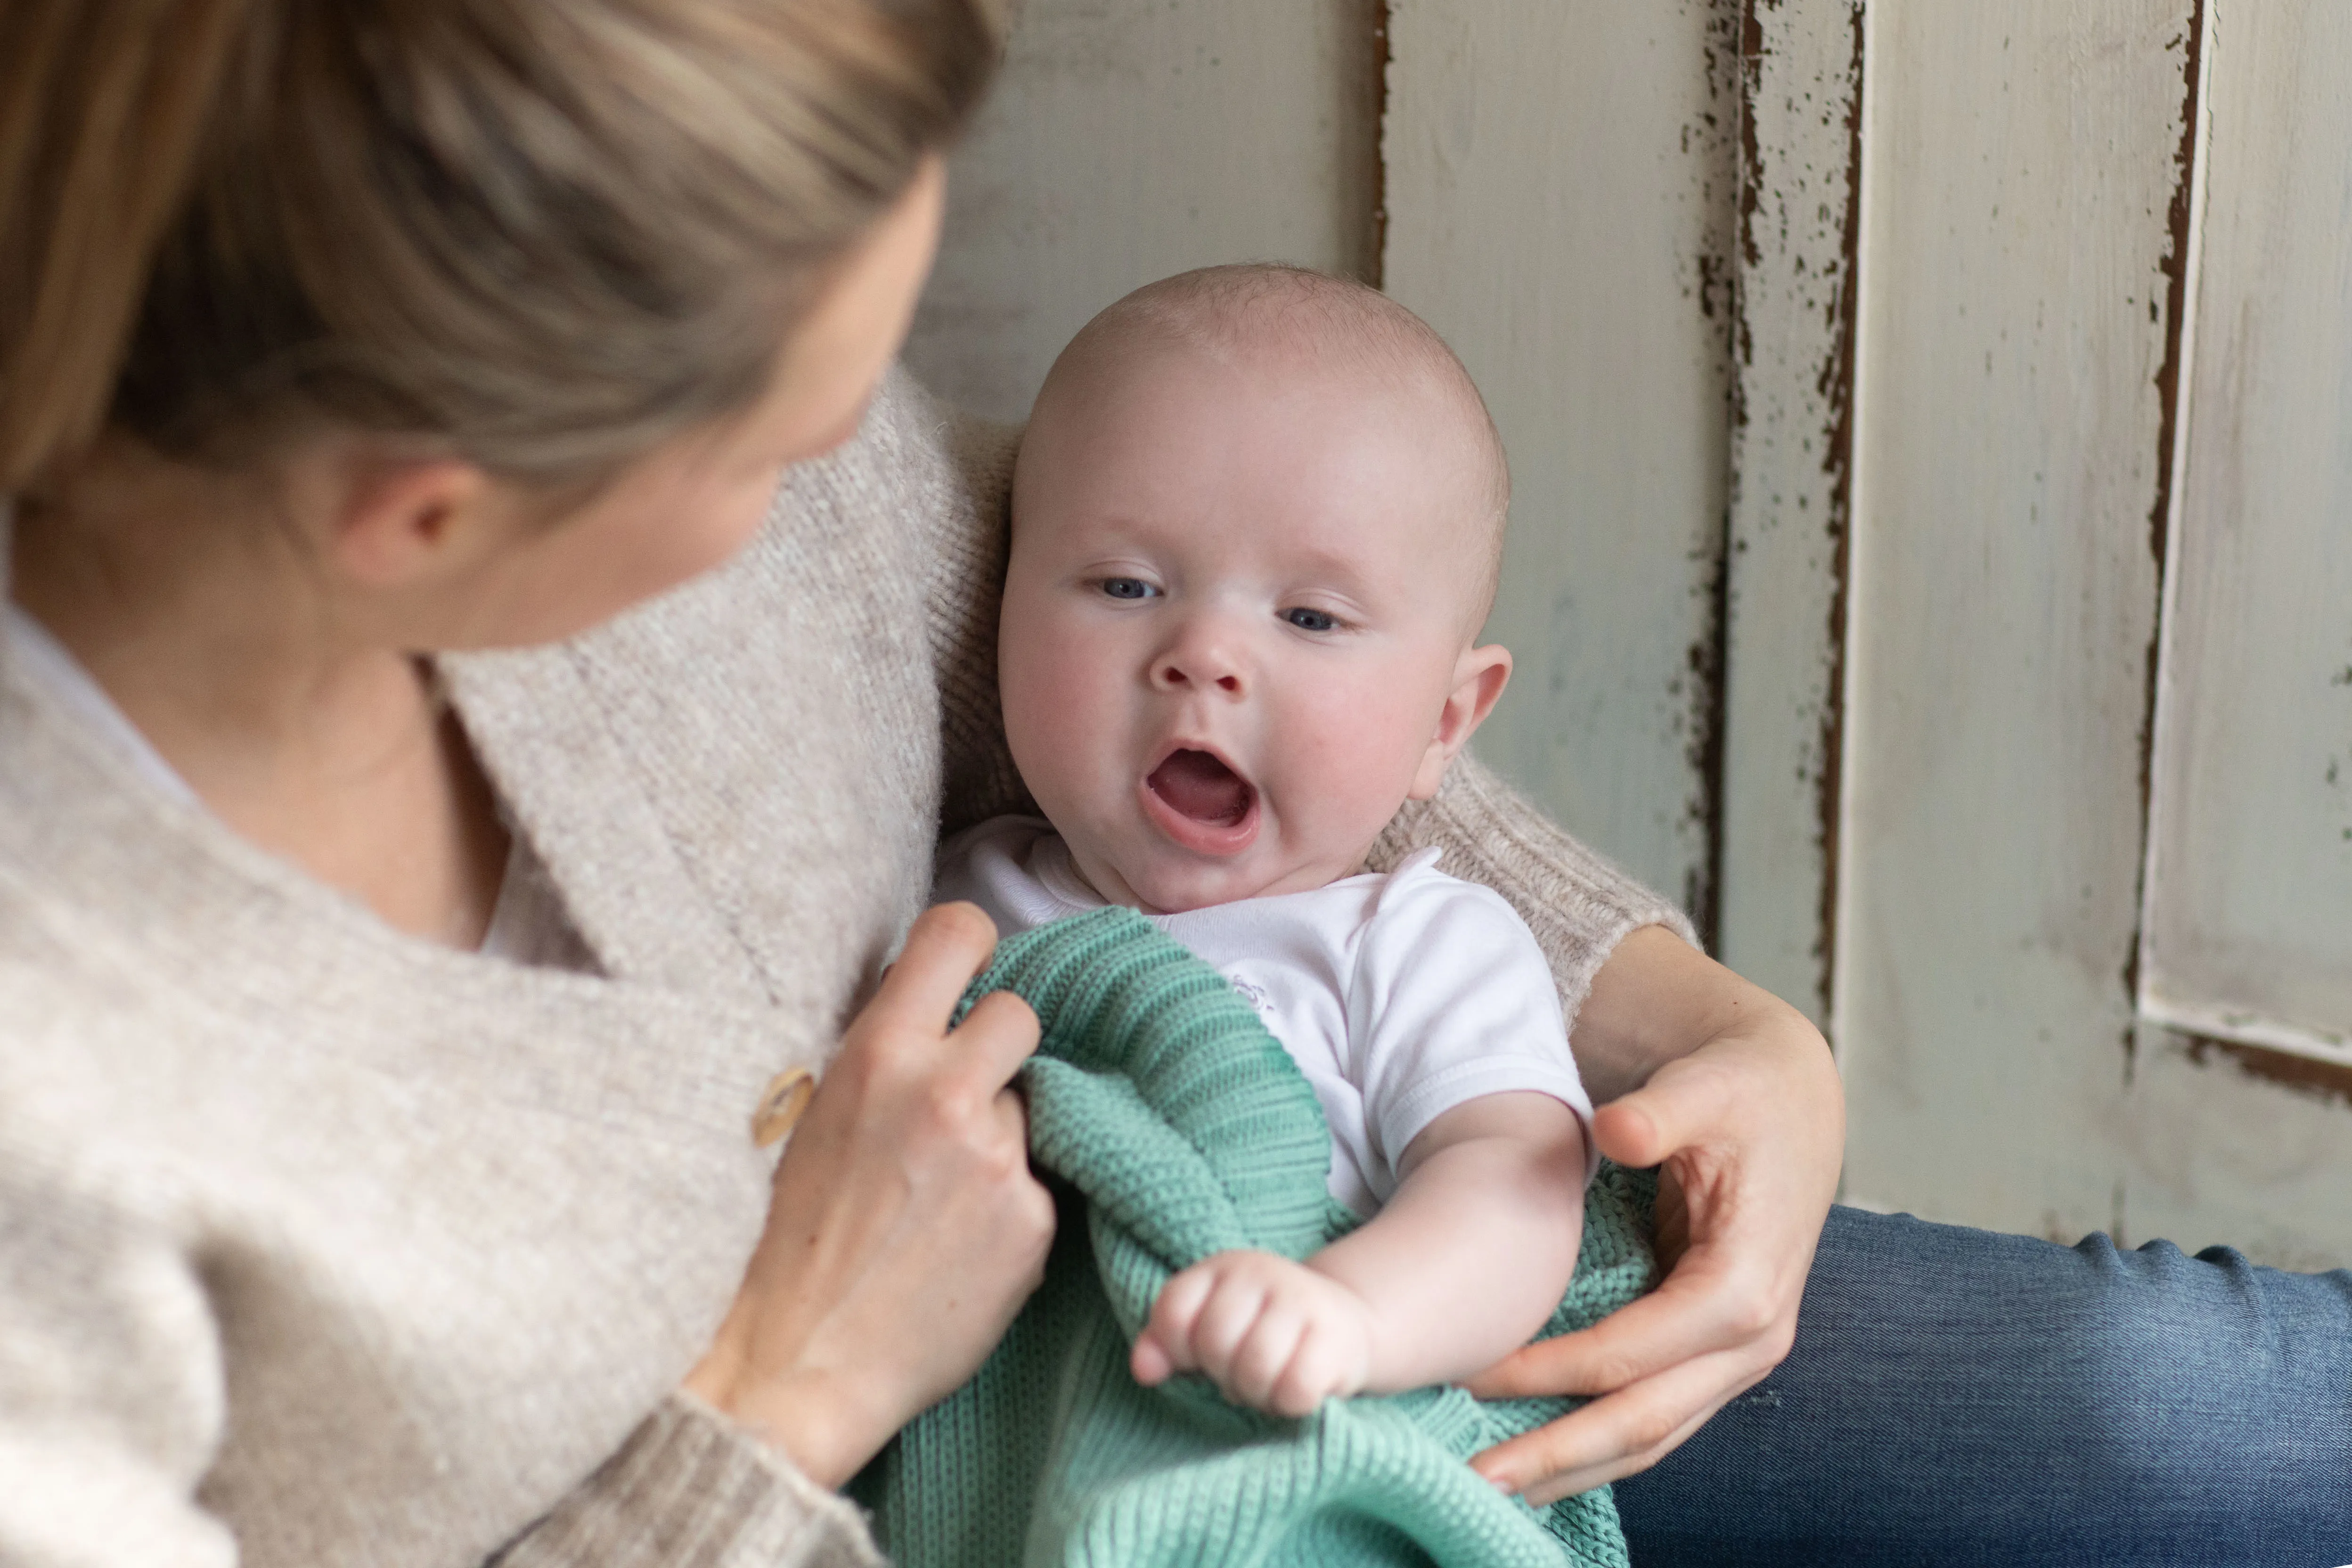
left=935, top=263, right=1591, bottom=1419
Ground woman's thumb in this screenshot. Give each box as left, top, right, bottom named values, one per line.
left=1592, top=1053, right=1731, bottom=1167
left=1591, top=1096, right=1668, bottom=1167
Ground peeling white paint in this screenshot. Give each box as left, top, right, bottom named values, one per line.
left=1833, top=0, right=2188, bottom=1240
left=2140, top=0, right=2352, bottom=1062
left=1720, top=0, right=1865, bottom=1025
left=1385, top=0, right=1740, bottom=920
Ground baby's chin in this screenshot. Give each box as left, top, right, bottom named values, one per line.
left=1106, top=848, right=1347, bottom=915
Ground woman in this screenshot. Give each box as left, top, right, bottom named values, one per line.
left=2, top=2, right=2336, bottom=1566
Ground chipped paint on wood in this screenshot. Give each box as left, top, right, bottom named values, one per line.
left=1833, top=0, right=2189, bottom=1237
left=1385, top=0, right=1742, bottom=921
left=1718, top=0, right=1864, bottom=1025
left=2125, top=1023, right=2352, bottom=1268
left=2137, top=0, right=2352, bottom=1063
left=2178, top=1034, right=2352, bottom=1112
left=2123, top=0, right=2208, bottom=1069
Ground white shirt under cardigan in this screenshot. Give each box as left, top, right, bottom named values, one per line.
left=1, top=601, right=593, bottom=972
left=935, top=815, right=1598, bottom=1218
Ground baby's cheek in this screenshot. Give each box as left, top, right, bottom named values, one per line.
left=1285, top=679, right=1432, bottom=821
left=1001, top=622, right=1124, bottom=805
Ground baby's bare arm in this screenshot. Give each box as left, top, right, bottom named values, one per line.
left=1315, top=1092, right=1587, bottom=1389
left=1131, top=1092, right=1586, bottom=1414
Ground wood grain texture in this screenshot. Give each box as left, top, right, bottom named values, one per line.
left=2126, top=1024, right=2352, bottom=1268
left=2119, top=0, right=2352, bottom=1267
left=1833, top=0, right=2191, bottom=1237
left=906, top=0, right=1384, bottom=423
left=1719, top=0, right=1863, bottom=1024
left=2139, top=0, right=2352, bottom=1061
left=1384, top=0, right=1740, bottom=923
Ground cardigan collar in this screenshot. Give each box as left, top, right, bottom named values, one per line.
left=0, top=503, right=817, bottom=1144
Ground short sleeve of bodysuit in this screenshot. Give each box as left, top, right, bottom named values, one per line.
left=1344, top=849, right=1598, bottom=1201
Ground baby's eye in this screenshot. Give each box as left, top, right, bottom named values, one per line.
left=1282, top=606, right=1341, bottom=633
left=1098, top=577, right=1158, bottom=601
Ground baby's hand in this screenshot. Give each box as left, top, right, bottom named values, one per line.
left=1131, top=1250, right=1374, bottom=1417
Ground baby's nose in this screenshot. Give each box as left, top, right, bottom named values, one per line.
left=1152, top=637, right=1245, bottom=695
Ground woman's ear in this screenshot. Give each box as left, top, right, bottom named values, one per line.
left=315, top=450, right=501, bottom=589
left=1407, top=643, right=1512, bottom=800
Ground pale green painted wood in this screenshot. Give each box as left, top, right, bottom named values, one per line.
left=1835, top=0, right=2189, bottom=1239
left=1719, top=0, right=1863, bottom=1025
left=905, top=0, right=1381, bottom=424
left=2140, top=0, right=2352, bottom=1061
left=1384, top=0, right=1738, bottom=922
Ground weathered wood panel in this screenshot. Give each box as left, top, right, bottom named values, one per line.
left=1834, top=0, right=2193, bottom=1236
left=1384, top=0, right=1740, bottom=923
left=906, top=0, right=1384, bottom=423
left=2121, top=0, right=2352, bottom=1267
left=2139, top=0, right=2352, bottom=1065
left=1718, top=0, right=1864, bottom=1024
left=2127, top=1028, right=2352, bottom=1267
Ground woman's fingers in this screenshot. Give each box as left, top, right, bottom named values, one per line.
left=685, top=901, right=1062, bottom=1485
left=1457, top=978, right=1840, bottom=1497
left=864, top=900, right=1002, bottom=1033
left=949, top=988, right=1043, bottom=1090
left=1464, top=1240, right=1771, bottom=1400
left=1472, top=1346, right=1755, bottom=1503
left=1590, top=1044, right=1748, bottom=1170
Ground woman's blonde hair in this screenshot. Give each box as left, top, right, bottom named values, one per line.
left=0, top=0, right=1000, bottom=494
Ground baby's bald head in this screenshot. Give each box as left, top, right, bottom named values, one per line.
left=1024, top=264, right=1509, bottom=632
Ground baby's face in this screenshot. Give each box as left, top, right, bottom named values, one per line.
left=1000, top=338, right=1505, bottom=914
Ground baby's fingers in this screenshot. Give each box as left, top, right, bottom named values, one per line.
left=1222, top=1302, right=1308, bottom=1409
left=1267, top=1328, right=1352, bottom=1418
left=1134, top=1263, right=1221, bottom=1384
left=1183, top=1268, right=1274, bottom=1380
left=1131, top=1335, right=1175, bottom=1387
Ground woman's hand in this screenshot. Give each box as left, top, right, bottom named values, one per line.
left=684, top=902, right=1054, bottom=1487
left=1465, top=926, right=1844, bottom=1505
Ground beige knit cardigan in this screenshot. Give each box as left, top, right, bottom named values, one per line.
left=0, top=368, right=1693, bottom=1567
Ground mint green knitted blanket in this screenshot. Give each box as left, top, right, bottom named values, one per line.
left=851, top=906, right=1657, bottom=1566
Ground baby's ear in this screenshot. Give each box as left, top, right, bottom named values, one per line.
left=1407, top=644, right=1512, bottom=800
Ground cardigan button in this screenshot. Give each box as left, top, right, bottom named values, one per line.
left=751, top=1066, right=815, bottom=1147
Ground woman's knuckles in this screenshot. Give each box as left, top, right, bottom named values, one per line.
left=918, top=900, right=1001, bottom=951
left=1712, top=1287, right=1780, bottom=1345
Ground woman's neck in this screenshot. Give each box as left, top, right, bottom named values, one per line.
left=8, top=461, right=509, bottom=948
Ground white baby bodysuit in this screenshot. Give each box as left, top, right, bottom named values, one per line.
left=934, top=816, right=1595, bottom=1217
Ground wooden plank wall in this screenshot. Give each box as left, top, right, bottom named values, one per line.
left=905, top=0, right=1384, bottom=425
left=1831, top=0, right=2191, bottom=1240
left=1719, top=0, right=1864, bottom=1026
left=2124, top=0, right=2352, bottom=1270
left=2140, top=0, right=2352, bottom=1063
left=1384, top=0, right=1740, bottom=927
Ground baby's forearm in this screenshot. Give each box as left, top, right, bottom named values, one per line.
left=1307, top=1093, right=1586, bottom=1392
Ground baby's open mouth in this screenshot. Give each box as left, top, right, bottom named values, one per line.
left=1145, top=748, right=1255, bottom=827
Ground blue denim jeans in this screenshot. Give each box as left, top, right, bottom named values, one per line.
left=1615, top=1206, right=2352, bottom=1566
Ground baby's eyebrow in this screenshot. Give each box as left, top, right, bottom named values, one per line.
left=1280, top=543, right=1381, bottom=597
